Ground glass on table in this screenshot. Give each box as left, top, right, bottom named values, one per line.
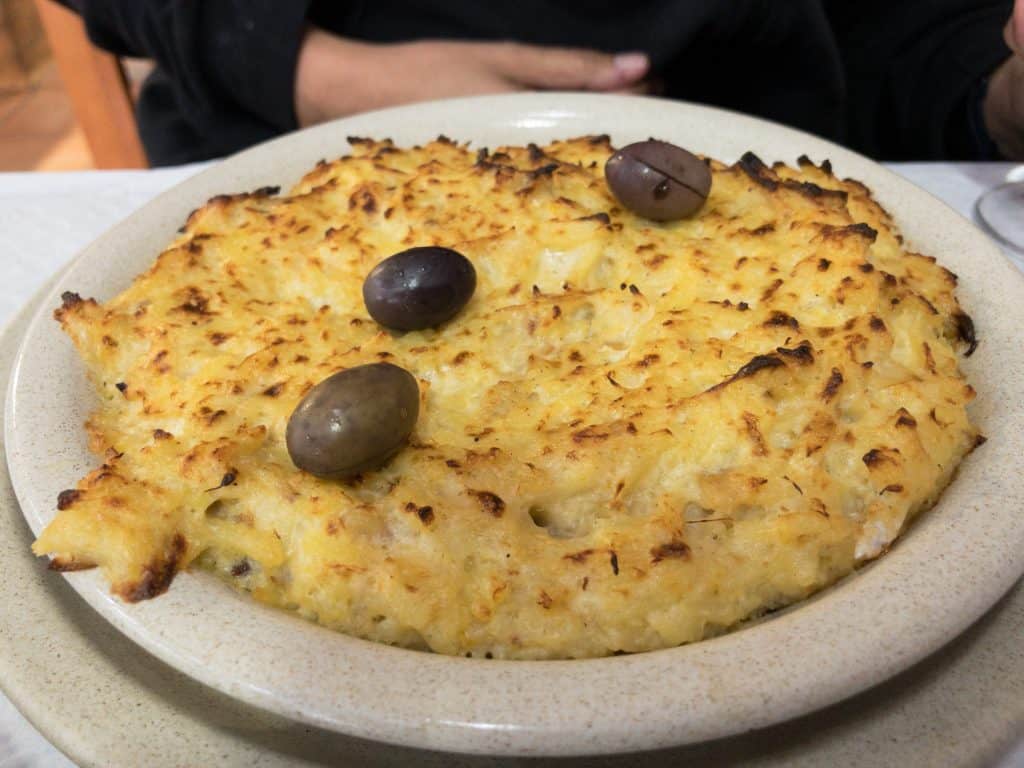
left=975, top=165, right=1024, bottom=253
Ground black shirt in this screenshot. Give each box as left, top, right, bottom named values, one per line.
left=59, top=0, right=1013, bottom=166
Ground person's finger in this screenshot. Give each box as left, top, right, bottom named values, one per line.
left=486, top=43, right=648, bottom=90
left=1006, top=0, right=1024, bottom=55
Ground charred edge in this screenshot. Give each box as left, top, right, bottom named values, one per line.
left=895, top=408, right=917, bottom=428
left=206, top=471, right=237, bottom=492
left=49, top=557, right=96, bottom=572
left=742, top=412, right=767, bottom=456
left=709, top=354, right=785, bottom=392
left=587, top=134, right=611, bottom=145
left=529, top=163, right=560, bottom=179
left=60, top=291, right=84, bottom=310
left=205, top=409, right=227, bottom=425
left=177, top=296, right=212, bottom=315
left=577, top=212, right=611, bottom=225
left=764, top=311, right=799, bottom=329
left=862, top=449, right=887, bottom=468
left=783, top=179, right=847, bottom=200
left=470, top=490, right=505, bottom=517
left=651, top=540, right=691, bottom=563
left=56, top=489, right=81, bottom=510
left=847, top=222, right=878, bottom=241
left=527, top=143, right=546, bottom=162
left=761, top=278, right=784, bottom=301
left=346, top=136, right=372, bottom=145
left=776, top=341, right=814, bottom=365
left=821, top=368, right=844, bottom=401
left=121, top=533, right=186, bottom=602
left=784, top=476, right=803, bottom=495
left=919, top=296, right=939, bottom=316
left=573, top=426, right=610, bottom=443
left=637, top=354, right=660, bottom=367
left=737, top=153, right=846, bottom=200
left=820, top=222, right=878, bottom=242
left=475, top=157, right=519, bottom=175
left=563, top=549, right=594, bottom=564
left=738, top=152, right=777, bottom=190
left=923, top=342, right=937, bottom=374
left=953, top=311, right=977, bottom=356
left=207, top=186, right=279, bottom=207
left=349, top=188, right=377, bottom=213
left=417, top=505, right=434, bottom=524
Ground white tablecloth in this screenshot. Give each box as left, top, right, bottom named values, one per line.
left=0, top=162, right=1020, bottom=768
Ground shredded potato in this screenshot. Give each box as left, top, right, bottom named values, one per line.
left=35, top=136, right=980, bottom=658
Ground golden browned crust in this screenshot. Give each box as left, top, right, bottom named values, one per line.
left=34, top=137, right=980, bottom=659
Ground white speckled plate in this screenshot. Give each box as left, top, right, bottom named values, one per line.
left=6, top=94, right=1024, bottom=757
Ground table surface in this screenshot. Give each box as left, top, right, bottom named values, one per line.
left=0, top=162, right=1021, bottom=768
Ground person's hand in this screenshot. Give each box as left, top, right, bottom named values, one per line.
left=295, top=29, right=650, bottom=127
left=984, top=0, right=1024, bottom=158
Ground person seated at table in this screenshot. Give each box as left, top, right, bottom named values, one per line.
left=56, top=0, right=1023, bottom=166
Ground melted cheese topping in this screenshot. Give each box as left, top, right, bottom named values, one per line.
left=35, top=136, right=980, bottom=658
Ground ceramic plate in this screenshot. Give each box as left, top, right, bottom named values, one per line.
left=6, top=94, right=1024, bottom=757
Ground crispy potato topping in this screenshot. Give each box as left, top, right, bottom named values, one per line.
left=34, top=137, right=980, bottom=658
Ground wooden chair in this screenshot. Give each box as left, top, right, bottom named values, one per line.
left=32, top=0, right=147, bottom=168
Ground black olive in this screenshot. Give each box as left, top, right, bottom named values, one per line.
left=604, top=140, right=711, bottom=221
left=285, top=363, right=419, bottom=478
left=363, top=246, right=476, bottom=331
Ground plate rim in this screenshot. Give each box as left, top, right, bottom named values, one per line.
left=6, top=92, right=1024, bottom=756
left=2, top=277, right=1022, bottom=768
